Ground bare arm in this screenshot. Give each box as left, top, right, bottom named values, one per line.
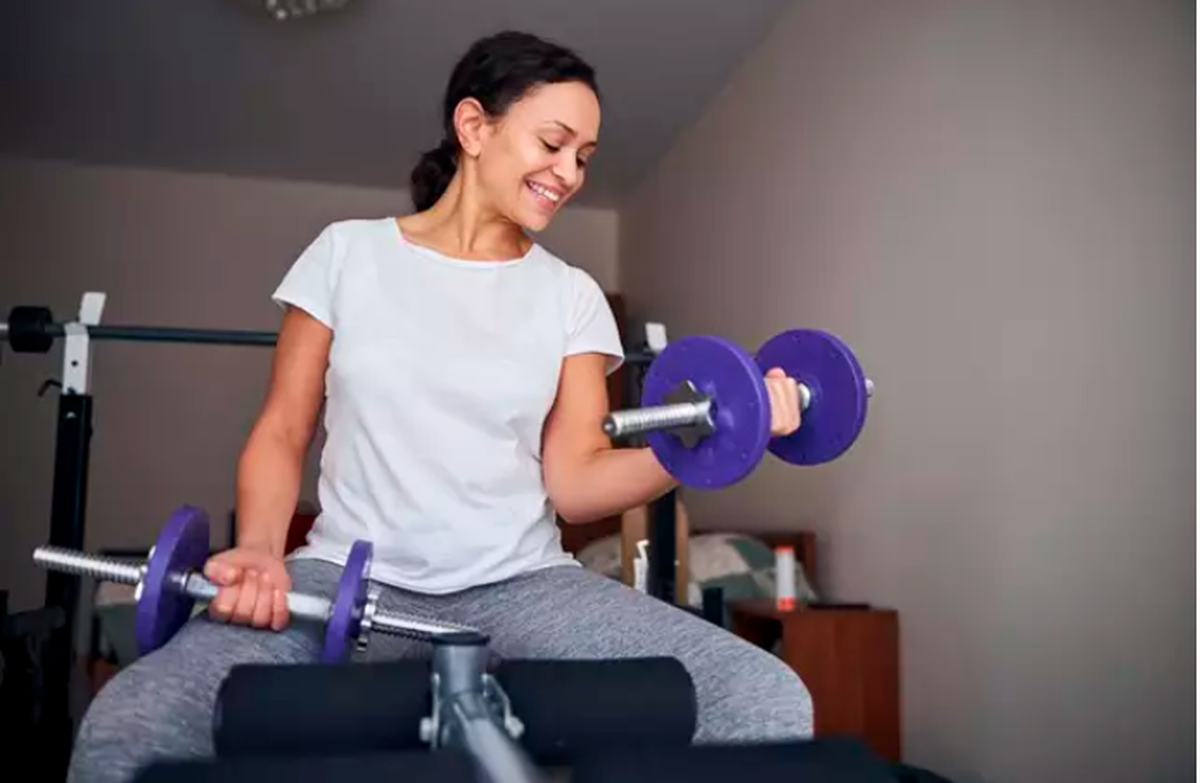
left=541, top=353, right=678, bottom=525
left=234, top=306, right=332, bottom=556
left=541, top=354, right=804, bottom=524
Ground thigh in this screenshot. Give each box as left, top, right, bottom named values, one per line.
left=460, top=564, right=743, bottom=662
left=456, top=565, right=813, bottom=742
left=360, top=577, right=477, bottom=662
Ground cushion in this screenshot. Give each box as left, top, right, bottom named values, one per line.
left=575, top=535, right=622, bottom=581
left=575, top=532, right=819, bottom=623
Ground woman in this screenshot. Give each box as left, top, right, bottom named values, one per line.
left=69, top=30, right=812, bottom=783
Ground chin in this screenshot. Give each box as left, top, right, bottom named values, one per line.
left=513, top=206, right=554, bottom=233
left=511, top=182, right=571, bottom=233
left=521, top=215, right=553, bottom=233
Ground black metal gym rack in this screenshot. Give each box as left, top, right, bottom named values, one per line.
left=2, top=297, right=280, bottom=781
left=0, top=293, right=677, bottom=781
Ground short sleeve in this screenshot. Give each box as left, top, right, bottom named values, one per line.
left=565, top=267, right=624, bottom=375
left=272, top=224, right=341, bottom=328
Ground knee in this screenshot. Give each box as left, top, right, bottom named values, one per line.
left=69, top=620, right=256, bottom=783
left=747, top=654, right=814, bottom=739
left=694, top=644, right=814, bottom=744
left=69, top=612, right=321, bottom=783
left=70, top=655, right=212, bottom=783
left=67, top=662, right=177, bottom=778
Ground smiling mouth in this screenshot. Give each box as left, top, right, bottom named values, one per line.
left=526, top=180, right=563, bottom=208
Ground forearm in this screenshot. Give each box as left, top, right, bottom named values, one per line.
left=234, top=426, right=307, bottom=557
left=553, top=447, right=678, bottom=525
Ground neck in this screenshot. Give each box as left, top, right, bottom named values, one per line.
left=404, top=168, right=531, bottom=261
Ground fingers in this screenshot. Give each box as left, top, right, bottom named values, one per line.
left=271, top=586, right=289, bottom=631
left=765, top=373, right=786, bottom=434
left=780, top=373, right=801, bottom=432
left=204, top=558, right=240, bottom=586
left=764, top=367, right=802, bottom=437
left=204, top=550, right=292, bottom=629
left=210, top=584, right=239, bottom=622
left=269, top=563, right=293, bottom=595
left=252, top=571, right=274, bottom=628
left=267, top=562, right=291, bottom=630
left=233, top=570, right=260, bottom=625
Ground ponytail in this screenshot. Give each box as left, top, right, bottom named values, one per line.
left=410, top=138, right=459, bottom=212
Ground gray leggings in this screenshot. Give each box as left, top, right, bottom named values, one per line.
left=69, top=559, right=813, bottom=783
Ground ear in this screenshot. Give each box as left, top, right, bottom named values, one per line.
left=453, top=98, right=492, bottom=158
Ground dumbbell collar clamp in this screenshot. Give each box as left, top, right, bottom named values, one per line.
left=354, top=587, right=382, bottom=654
left=665, top=381, right=715, bottom=448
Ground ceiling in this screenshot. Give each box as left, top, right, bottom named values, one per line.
left=0, top=0, right=795, bottom=207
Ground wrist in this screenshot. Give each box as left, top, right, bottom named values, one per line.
left=236, top=531, right=284, bottom=558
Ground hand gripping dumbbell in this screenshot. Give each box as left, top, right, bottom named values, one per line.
left=604, top=329, right=874, bottom=488
left=32, top=505, right=483, bottom=662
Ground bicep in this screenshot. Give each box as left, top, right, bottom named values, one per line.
left=541, top=352, right=612, bottom=476
left=256, top=306, right=331, bottom=449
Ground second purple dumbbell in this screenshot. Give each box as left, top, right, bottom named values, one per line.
left=32, top=505, right=486, bottom=663
left=603, top=329, right=874, bottom=489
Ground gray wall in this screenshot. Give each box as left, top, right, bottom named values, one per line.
left=620, top=1, right=1194, bottom=781
left=0, top=157, right=619, bottom=613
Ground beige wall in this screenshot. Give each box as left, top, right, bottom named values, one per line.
left=621, top=1, right=1193, bottom=782
left=0, top=157, right=619, bottom=612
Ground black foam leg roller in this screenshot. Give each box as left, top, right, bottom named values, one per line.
left=574, top=737, right=898, bottom=783
left=212, top=661, right=432, bottom=758
left=133, top=751, right=477, bottom=783
left=494, top=656, right=697, bottom=765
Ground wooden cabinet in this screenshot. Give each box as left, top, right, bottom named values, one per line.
left=730, top=599, right=901, bottom=763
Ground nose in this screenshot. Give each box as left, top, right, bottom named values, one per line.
left=552, top=153, right=580, bottom=190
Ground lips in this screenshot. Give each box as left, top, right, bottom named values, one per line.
left=526, top=180, right=563, bottom=209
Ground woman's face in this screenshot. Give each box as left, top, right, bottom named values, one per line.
left=463, top=81, right=600, bottom=231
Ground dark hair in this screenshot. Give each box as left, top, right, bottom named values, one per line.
left=410, top=31, right=600, bottom=211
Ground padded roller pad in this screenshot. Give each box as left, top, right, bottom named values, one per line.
left=133, top=751, right=476, bottom=783
left=495, top=656, right=697, bottom=765
left=574, top=737, right=898, bottom=783
left=213, top=661, right=431, bottom=758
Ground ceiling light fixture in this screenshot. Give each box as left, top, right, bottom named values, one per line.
left=249, top=0, right=353, bottom=21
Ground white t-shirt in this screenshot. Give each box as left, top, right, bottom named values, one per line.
left=271, top=217, right=624, bottom=594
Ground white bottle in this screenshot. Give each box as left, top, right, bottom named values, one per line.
left=634, top=539, right=649, bottom=594
left=775, top=545, right=796, bottom=611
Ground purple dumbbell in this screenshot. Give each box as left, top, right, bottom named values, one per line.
left=603, top=331, right=873, bottom=488
left=755, top=329, right=873, bottom=466
left=137, top=504, right=212, bottom=653
left=31, top=506, right=483, bottom=662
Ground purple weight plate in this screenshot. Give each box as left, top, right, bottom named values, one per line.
left=135, top=505, right=210, bottom=655
left=756, top=329, right=869, bottom=465
left=323, top=540, right=372, bottom=663
left=643, top=335, right=772, bottom=489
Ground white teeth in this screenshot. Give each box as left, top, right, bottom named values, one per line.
left=528, top=182, right=560, bottom=203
